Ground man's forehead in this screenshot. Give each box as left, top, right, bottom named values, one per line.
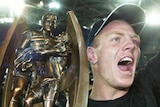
left=107, top=31, right=139, bottom=38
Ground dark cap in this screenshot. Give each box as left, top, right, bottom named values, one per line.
left=87, top=3, right=146, bottom=46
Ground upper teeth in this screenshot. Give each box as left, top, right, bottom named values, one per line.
left=121, top=57, right=132, bottom=62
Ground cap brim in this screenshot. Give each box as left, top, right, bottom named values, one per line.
left=87, top=3, right=146, bottom=46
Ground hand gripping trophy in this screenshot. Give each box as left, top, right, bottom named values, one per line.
left=9, top=13, right=71, bottom=107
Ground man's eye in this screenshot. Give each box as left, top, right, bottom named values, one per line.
left=133, top=40, right=140, bottom=46
left=112, top=37, right=120, bottom=42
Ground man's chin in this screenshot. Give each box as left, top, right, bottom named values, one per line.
left=116, top=80, right=133, bottom=89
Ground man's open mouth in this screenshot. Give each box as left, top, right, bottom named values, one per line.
left=118, top=57, right=133, bottom=71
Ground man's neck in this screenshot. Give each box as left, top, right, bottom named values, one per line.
left=89, top=81, right=128, bottom=101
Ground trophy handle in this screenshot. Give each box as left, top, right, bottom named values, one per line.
left=1, top=17, right=28, bottom=107
left=60, top=11, right=89, bottom=107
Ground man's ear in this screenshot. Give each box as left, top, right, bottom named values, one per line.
left=87, top=46, right=97, bottom=64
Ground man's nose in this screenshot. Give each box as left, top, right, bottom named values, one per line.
left=123, top=38, right=135, bottom=52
